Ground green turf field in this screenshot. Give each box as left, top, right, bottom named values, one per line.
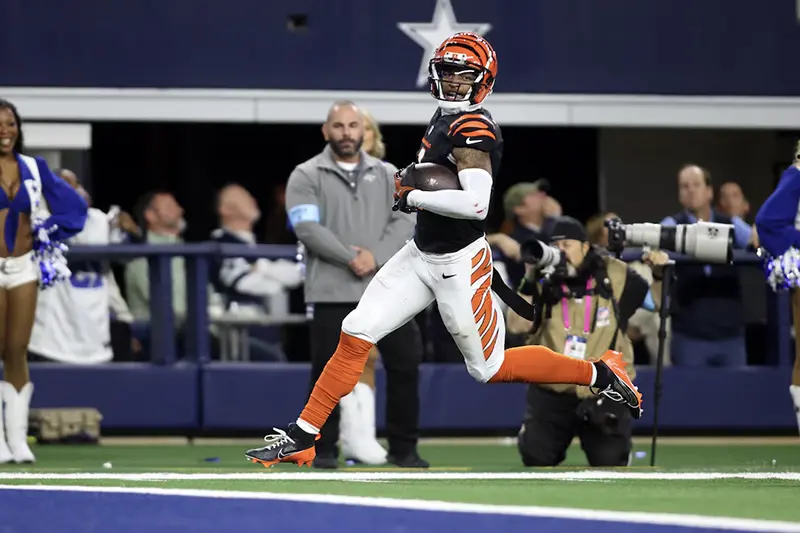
left=1, top=438, right=798, bottom=523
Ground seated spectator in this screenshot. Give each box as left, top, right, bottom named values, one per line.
left=210, top=184, right=303, bottom=361
left=493, top=180, right=558, bottom=290
left=718, top=181, right=750, bottom=221
left=660, top=165, right=749, bottom=367
left=28, top=169, right=135, bottom=364
left=123, top=191, right=188, bottom=354
left=718, top=181, right=759, bottom=249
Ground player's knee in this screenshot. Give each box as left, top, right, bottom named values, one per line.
left=341, top=309, right=378, bottom=344
left=466, top=364, right=495, bottom=383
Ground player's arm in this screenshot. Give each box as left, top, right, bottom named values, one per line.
left=755, top=164, right=800, bottom=256
left=405, top=147, right=492, bottom=220
left=405, top=115, right=496, bottom=220
left=286, top=168, right=357, bottom=267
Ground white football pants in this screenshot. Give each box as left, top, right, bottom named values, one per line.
left=342, top=237, right=506, bottom=383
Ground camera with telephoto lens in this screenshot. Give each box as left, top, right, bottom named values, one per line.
left=520, top=239, right=566, bottom=269
left=604, top=217, right=734, bottom=264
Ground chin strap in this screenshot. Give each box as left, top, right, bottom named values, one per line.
left=437, top=102, right=482, bottom=114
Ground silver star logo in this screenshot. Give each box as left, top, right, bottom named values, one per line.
left=397, top=0, right=492, bottom=88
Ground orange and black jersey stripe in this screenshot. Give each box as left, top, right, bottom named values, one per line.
left=413, top=107, right=504, bottom=254
left=447, top=113, right=499, bottom=151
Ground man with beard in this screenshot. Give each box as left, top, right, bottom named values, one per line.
left=284, top=101, right=427, bottom=469
left=124, top=191, right=189, bottom=327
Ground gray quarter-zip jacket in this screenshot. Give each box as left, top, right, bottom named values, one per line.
left=286, top=145, right=415, bottom=303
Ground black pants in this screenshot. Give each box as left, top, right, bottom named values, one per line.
left=309, top=303, right=423, bottom=458
left=517, top=385, right=632, bottom=467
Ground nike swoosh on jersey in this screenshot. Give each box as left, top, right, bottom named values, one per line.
left=465, top=138, right=482, bottom=144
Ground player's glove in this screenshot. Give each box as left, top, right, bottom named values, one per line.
left=393, top=166, right=419, bottom=213
left=393, top=186, right=417, bottom=213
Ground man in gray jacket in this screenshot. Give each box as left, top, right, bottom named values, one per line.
left=286, top=101, right=427, bottom=469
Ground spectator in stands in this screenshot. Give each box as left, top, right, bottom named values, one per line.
left=586, top=212, right=671, bottom=366
left=28, top=169, right=134, bottom=365
left=507, top=216, right=667, bottom=467
left=493, top=180, right=558, bottom=291
left=286, top=100, right=425, bottom=468
left=660, top=165, right=750, bottom=367
left=124, top=191, right=188, bottom=348
left=209, top=183, right=303, bottom=361
left=718, top=182, right=751, bottom=221
left=0, top=99, right=88, bottom=464
left=337, top=108, right=391, bottom=465
left=718, top=181, right=760, bottom=249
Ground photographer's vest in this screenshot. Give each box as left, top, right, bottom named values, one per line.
left=528, top=257, right=635, bottom=399
left=670, top=210, right=744, bottom=340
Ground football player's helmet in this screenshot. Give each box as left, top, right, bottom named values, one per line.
left=428, top=31, right=498, bottom=113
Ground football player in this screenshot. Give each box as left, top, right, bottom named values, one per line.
left=246, top=32, right=642, bottom=468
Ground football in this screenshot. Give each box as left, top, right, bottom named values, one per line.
left=399, top=162, right=462, bottom=191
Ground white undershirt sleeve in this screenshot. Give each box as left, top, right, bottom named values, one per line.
left=406, top=168, right=492, bottom=220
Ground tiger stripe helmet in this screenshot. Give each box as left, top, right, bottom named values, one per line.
left=428, top=32, right=498, bottom=112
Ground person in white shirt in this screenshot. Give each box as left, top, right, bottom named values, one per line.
left=28, top=169, right=133, bottom=364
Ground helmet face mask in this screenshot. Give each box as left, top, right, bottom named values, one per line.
left=427, top=32, right=497, bottom=112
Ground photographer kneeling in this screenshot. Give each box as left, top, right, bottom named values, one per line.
left=508, top=216, right=667, bottom=467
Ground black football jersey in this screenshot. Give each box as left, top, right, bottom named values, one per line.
left=413, top=108, right=503, bottom=253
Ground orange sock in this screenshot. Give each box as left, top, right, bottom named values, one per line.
left=299, top=332, right=374, bottom=431
left=488, top=345, right=594, bottom=385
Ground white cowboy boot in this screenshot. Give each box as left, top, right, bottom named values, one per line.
left=339, top=391, right=362, bottom=460
left=352, top=382, right=387, bottom=464
left=0, top=386, right=13, bottom=464
left=340, top=384, right=387, bottom=465
left=1, top=382, right=35, bottom=463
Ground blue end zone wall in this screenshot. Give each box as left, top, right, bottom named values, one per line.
left=7, top=363, right=795, bottom=433
left=25, top=363, right=201, bottom=429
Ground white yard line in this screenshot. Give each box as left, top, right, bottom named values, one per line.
left=0, top=483, right=798, bottom=532
left=0, top=471, right=798, bottom=481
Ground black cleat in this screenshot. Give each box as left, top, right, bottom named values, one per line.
left=245, top=424, right=319, bottom=468
left=595, top=350, right=643, bottom=419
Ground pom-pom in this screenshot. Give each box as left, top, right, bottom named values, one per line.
left=760, top=247, right=800, bottom=291
left=32, top=220, right=71, bottom=289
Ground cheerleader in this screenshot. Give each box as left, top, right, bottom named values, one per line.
left=754, top=141, right=800, bottom=434
left=0, top=99, right=88, bottom=463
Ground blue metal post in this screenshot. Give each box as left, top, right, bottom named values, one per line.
left=186, top=256, right=210, bottom=364
left=148, top=255, right=176, bottom=364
